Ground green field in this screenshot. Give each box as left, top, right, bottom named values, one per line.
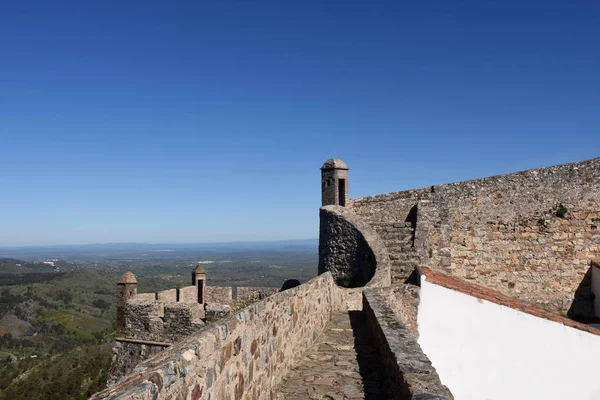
left=41, top=310, right=111, bottom=340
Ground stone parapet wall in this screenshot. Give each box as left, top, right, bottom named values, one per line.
left=109, top=341, right=167, bottom=385
left=121, top=300, right=205, bottom=343
left=236, top=287, right=278, bottom=305
left=205, top=286, right=233, bottom=306
left=92, top=272, right=344, bottom=400
left=136, top=293, right=156, bottom=301
left=179, top=285, right=197, bottom=303
left=368, top=285, right=420, bottom=339
left=362, top=289, right=453, bottom=399
left=158, top=288, right=177, bottom=302
left=163, top=303, right=205, bottom=342
left=349, top=189, right=431, bottom=225
left=347, top=157, right=600, bottom=317
left=123, top=301, right=165, bottom=341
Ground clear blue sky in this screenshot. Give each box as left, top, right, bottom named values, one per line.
left=1, top=1, right=599, bottom=246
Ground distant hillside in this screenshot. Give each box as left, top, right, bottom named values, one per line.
left=0, top=343, right=112, bottom=400
left=0, top=262, right=121, bottom=399
left=0, top=258, right=76, bottom=274
left=0, top=259, right=33, bottom=274
left=0, top=247, right=317, bottom=399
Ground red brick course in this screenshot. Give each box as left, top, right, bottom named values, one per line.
left=419, top=266, right=600, bottom=336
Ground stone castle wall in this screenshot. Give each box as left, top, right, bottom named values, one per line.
left=93, top=272, right=345, bottom=400
left=179, top=285, right=197, bottom=303
left=347, top=157, right=600, bottom=318
left=369, top=285, right=420, bottom=339
left=109, top=341, right=168, bottom=385
left=236, top=287, right=278, bottom=305
left=136, top=292, right=156, bottom=301
left=120, top=300, right=205, bottom=343
left=157, top=288, right=177, bottom=302
left=113, top=280, right=281, bottom=381
left=319, top=205, right=391, bottom=288
left=205, top=286, right=233, bottom=306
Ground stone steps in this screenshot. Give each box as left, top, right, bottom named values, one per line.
left=370, top=222, right=420, bottom=283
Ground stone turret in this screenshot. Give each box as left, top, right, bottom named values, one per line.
left=192, top=263, right=206, bottom=305
left=116, top=271, right=137, bottom=333
left=321, top=158, right=349, bottom=207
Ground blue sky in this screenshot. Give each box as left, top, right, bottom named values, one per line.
left=1, top=1, right=599, bottom=246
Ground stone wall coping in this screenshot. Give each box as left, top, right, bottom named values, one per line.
left=362, top=288, right=453, bottom=399
left=350, top=156, right=600, bottom=204
left=419, top=267, right=600, bottom=336
left=115, top=337, right=172, bottom=347
left=128, top=298, right=159, bottom=304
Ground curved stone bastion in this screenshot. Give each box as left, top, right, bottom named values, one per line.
left=319, top=205, right=392, bottom=288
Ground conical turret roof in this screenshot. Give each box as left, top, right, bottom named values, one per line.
left=194, top=263, right=206, bottom=274
left=118, top=271, right=137, bottom=284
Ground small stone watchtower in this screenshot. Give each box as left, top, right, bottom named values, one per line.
left=192, top=263, right=207, bottom=305
left=321, top=158, right=349, bottom=207
left=116, top=271, right=137, bottom=333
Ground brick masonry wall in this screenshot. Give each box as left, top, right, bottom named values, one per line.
left=92, top=272, right=345, bottom=400
left=347, top=157, right=600, bottom=318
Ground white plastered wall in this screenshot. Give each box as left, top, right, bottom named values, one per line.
left=417, top=277, right=600, bottom=400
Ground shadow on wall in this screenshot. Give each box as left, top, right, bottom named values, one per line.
left=348, top=310, right=392, bottom=398
left=319, top=207, right=378, bottom=288
left=336, top=244, right=376, bottom=288
left=406, top=204, right=418, bottom=230
left=567, top=264, right=595, bottom=322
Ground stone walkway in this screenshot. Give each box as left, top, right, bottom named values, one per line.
left=274, top=311, right=392, bottom=400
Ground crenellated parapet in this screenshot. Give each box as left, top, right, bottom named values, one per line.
left=94, top=272, right=348, bottom=400
left=111, top=265, right=280, bottom=382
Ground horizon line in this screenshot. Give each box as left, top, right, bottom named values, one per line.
left=0, top=238, right=319, bottom=249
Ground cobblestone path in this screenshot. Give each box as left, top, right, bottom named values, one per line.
left=275, top=311, right=392, bottom=400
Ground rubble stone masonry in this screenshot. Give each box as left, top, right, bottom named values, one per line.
left=179, top=285, right=198, bottom=303
left=205, top=286, right=233, bottom=306
left=92, top=272, right=345, bottom=400
left=362, top=288, right=453, bottom=399
left=236, top=287, right=278, bottom=305
left=349, top=157, right=600, bottom=318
